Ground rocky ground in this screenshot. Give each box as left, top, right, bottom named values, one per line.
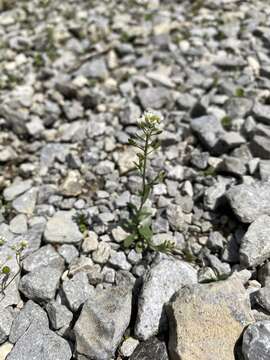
left=1, top=0, right=270, bottom=359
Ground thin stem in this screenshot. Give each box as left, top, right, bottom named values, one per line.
left=139, top=130, right=150, bottom=212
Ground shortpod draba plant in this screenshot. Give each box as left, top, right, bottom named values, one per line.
left=0, top=236, right=27, bottom=298
left=122, top=111, right=174, bottom=253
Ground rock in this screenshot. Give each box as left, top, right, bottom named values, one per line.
left=0, top=342, right=13, bottom=359
left=242, top=321, right=270, bottom=360
left=218, top=156, right=246, bottom=176
left=252, top=101, right=270, bottom=124
left=82, top=232, right=98, bottom=253
left=253, top=286, right=270, bottom=313
left=130, top=337, right=169, bottom=360
left=61, top=170, right=83, bottom=196
left=225, top=97, right=253, bottom=119
left=74, top=282, right=133, bottom=359
left=0, top=308, right=13, bottom=344
left=219, top=132, right=246, bottom=151
left=58, top=244, right=79, bottom=264
left=77, top=58, right=108, bottom=79
left=45, top=301, right=73, bottom=330
left=9, top=300, right=48, bottom=344
left=137, top=87, right=172, bottom=109
left=12, top=188, right=38, bottom=215
left=108, top=250, right=131, bottom=271
left=9, top=214, right=27, bottom=234
left=250, top=135, right=270, bottom=159
left=204, top=180, right=227, bottom=211
left=167, top=277, right=254, bottom=360
left=240, top=215, right=270, bottom=267
left=112, top=226, right=129, bottom=243
left=62, top=272, right=94, bottom=311
left=190, top=115, right=224, bottom=152
left=7, top=322, right=72, bottom=360
left=134, top=259, right=197, bottom=340
left=22, top=244, right=64, bottom=272
left=92, top=242, right=111, bottom=264
left=44, top=211, right=83, bottom=244
left=3, top=180, right=32, bottom=201
left=226, top=182, right=270, bottom=223
left=120, top=337, right=139, bottom=358
left=19, top=265, right=64, bottom=302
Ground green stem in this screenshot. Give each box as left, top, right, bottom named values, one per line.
left=139, top=131, right=150, bottom=213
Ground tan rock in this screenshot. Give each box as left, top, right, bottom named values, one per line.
left=167, top=278, right=254, bottom=360
left=0, top=342, right=13, bottom=360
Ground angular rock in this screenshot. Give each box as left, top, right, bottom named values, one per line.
left=12, top=188, right=38, bottom=215
left=134, top=259, right=197, bottom=340
left=3, top=180, right=32, bottom=202
left=137, top=87, right=172, bottom=110
left=167, top=277, right=254, bottom=360
left=226, top=182, right=270, bottom=223
left=0, top=308, right=13, bottom=344
left=240, top=215, right=270, bottom=267
left=22, top=244, right=64, bottom=272
left=250, top=135, right=270, bottom=159
left=226, top=97, right=253, bottom=119
left=46, top=301, right=73, bottom=330
left=19, top=265, right=64, bottom=302
left=74, top=282, right=133, bottom=359
left=62, top=272, right=94, bottom=311
left=7, top=322, right=72, bottom=360
left=77, top=58, right=108, bottom=79
left=9, top=300, right=48, bottom=344
left=242, top=321, right=270, bottom=360
left=44, top=211, right=83, bottom=244
left=130, top=337, right=168, bottom=360
left=252, top=101, right=270, bottom=124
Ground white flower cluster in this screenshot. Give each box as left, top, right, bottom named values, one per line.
left=137, top=110, right=162, bottom=126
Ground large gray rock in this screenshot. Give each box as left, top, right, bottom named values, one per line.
left=44, top=211, right=83, bottom=244
left=19, top=265, right=64, bottom=302
left=9, top=300, right=48, bottom=344
left=3, top=180, right=32, bottom=201
left=190, top=115, right=224, bottom=152
left=226, top=182, right=270, bottom=223
left=240, top=215, right=270, bottom=267
left=22, top=244, right=65, bottom=272
left=252, top=102, right=270, bottom=124
left=134, top=259, right=197, bottom=340
left=74, top=281, right=133, bottom=359
left=167, top=277, right=254, bottom=360
left=45, top=301, right=73, bottom=330
left=12, top=188, right=38, bottom=215
left=7, top=322, right=72, bottom=360
left=242, top=321, right=270, bottom=360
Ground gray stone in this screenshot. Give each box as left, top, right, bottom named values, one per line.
left=12, top=188, right=38, bottom=215
left=9, top=300, right=48, bottom=344
left=240, top=215, right=270, bottom=267
left=3, top=180, right=32, bottom=201
left=260, top=160, right=270, bottom=181
left=77, top=58, right=108, bottom=79
left=82, top=231, right=98, bottom=253
left=62, top=272, right=94, bottom=311
left=167, top=277, right=254, bottom=360
left=191, top=115, right=224, bottom=152
left=134, top=259, right=197, bottom=340
left=226, top=182, right=270, bottom=223
left=226, top=97, right=253, bottom=119
left=108, top=251, right=131, bottom=271
left=218, top=156, right=246, bottom=176
left=219, top=132, right=246, bottom=151
left=204, top=181, right=227, bottom=211
left=242, top=321, right=270, bottom=360
left=252, top=101, right=270, bottom=124
left=250, top=135, right=270, bottom=159
left=137, top=87, right=172, bottom=110
left=130, top=337, right=168, bottom=360
left=22, top=244, right=65, bottom=272
left=46, top=301, right=73, bottom=330
left=92, top=242, right=111, bottom=264
left=7, top=322, right=72, bottom=360
left=120, top=337, right=139, bottom=357
left=0, top=308, right=13, bottom=344
left=9, top=214, right=27, bottom=234
left=207, top=231, right=225, bottom=251
left=19, top=265, right=64, bottom=302
left=253, top=286, right=270, bottom=313
left=58, top=244, right=79, bottom=264
left=74, top=282, right=133, bottom=359
left=44, top=211, right=83, bottom=244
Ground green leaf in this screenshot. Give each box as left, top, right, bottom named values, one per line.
left=142, top=184, right=152, bottom=204
left=137, top=209, right=152, bottom=222
left=138, top=224, right=153, bottom=241
left=123, top=234, right=137, bottom=248
left=135, top=242, right=144, bottom=253
left=2, top=266, right=10, bottom=275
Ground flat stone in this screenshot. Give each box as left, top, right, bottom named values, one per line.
left=137, top=87, right=172, bottom=110
left=250, top=135, right=270, bottom=159
left=45, top=301, right=73, bottom=330
left=92, top=242, right=111, bottom=264
left=108, top=251, right=131, bottom=271
left=0, top=308, right=13, bottom=344
left=3, top=180, right=32, bottom=201
left=74, top=281, right=133, bottom=359
left=226, top=182, right=270, bottom=223
left=7, top=322, right=72, bottom=360
left=12, top=188, right=38, bottom=215
left=77, top=58, right=108, bottom=79
left=82, top=232, right=98, bottom=253
left=9, top=214, right=27, bottom=234
left=226, top=97, right=253, bottom=119
left=242, top=321, right=270, bottom=360
left=22, top=244, right=65, bottom=272
left=9, top=300, right=48, bottom=344
left=240, top=215, right=270, bottom=267
left=44, top=211, right=83, bottom=244
left=58, top=244, right=79, bottom=264
left=167, top=277, right=254, bottom=360
left=130, top=337, right=168, bottom=360
left=19, top=265, right=64, bottom=303
left=252, top=101, right=270, bottom=124
left=134, top=258, right=197, bottom=340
